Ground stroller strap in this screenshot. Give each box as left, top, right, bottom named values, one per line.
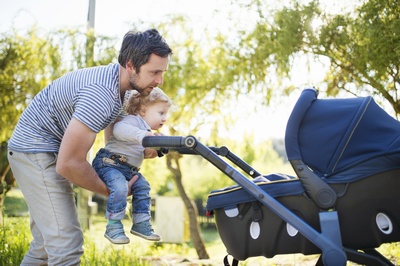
left=223, top=255, right=238, bottom=266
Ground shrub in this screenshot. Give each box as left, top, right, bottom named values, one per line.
left=0, top=217, right=30, bottom=266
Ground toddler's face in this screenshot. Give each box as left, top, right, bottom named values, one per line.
left=142, top=102, right=170, bottom=130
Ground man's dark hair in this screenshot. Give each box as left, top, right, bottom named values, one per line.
left=118, top=29, right=173, bottom=72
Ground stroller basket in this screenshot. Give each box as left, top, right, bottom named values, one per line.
left=142, top=88, right=400, bottom=266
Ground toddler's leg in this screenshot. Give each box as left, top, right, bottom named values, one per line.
left=104, top=219, right=130, bottom=244
left=130, top=219, right=161, bottom=241
left=130, top=174, right=161, bottom=241
left=101, top=167, right=130, bottom=244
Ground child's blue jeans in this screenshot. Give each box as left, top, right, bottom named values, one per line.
left=92, top=148, right=151, bottom=223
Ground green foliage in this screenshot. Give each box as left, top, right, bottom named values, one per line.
left=0, top=28, right=118, bottom=143
left=244, top=0, right=400, bottom=113
left=2, top=215, right=399, bottom=265
left=181, top=155, right=235, bottom=200
left=3, top=2, right=399, bottom=262
left=377, top=242, right=400, bottom=265
left=0, top=216, right=192, bottom=266
left=0, top=28, right=62, bottom=142
left=0, top=142, right=15, bottom=197
left=0, top=217, right=30, bottom=266
left=149, top=15, right=277, bottom=138
left=3, top=188, right=28, bottom=217
left=138, top=135, right=292, bottom=203
left=81, top=237, right=146, bottom=266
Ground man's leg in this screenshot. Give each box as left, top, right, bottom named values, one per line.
left=8, top=151, right=84, bottom=265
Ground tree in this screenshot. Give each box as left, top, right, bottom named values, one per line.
left=0, top=28, right=63, bottom=143
left=146, top=1, right=400, bottom=257
left=0, top=27, right=117, bottom=223
left=244, top=0, right=399, bottom=113
left=149, top=15, right=284, bottom=259
left=0, top=27, right=118, bottom=143
left=0, top=28, right=62, bottom=223
left=0, top=142, right=14, bottom=221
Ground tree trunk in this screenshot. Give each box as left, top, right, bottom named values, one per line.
left=0, top=163, right=13, bottom=225
left=166, top=153, right=210, bottom=259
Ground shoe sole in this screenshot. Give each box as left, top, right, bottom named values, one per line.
left=104, top=234, right=130, bottom=244
left=130, top=230, right=161, bottom=241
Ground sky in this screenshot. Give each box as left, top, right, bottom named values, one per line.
left=0, top=0, right=239, bottom=37
left=0, top=0, right=359, bottom=140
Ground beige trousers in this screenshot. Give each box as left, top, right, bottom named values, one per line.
left=7, top=150, right=83, bottom=266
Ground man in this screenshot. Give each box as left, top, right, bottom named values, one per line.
left=7, top=29, right=172, bottom=265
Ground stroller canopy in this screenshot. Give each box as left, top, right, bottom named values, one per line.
left=285, top=89, right=400, bottom=183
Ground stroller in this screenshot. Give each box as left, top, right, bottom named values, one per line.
left=143, top=88, right=400, bottom=265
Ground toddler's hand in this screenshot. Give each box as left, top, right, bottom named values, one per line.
left=144, top=148, right=158, bottom=159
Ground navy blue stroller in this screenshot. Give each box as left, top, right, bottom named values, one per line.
left=143, top=88, right=400, bottom=265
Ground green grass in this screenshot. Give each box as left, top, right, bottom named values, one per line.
left=0, top=217, right=30, bottom=266
left=2, top=189, right=400, bottom=265
left=3, top=189, right=29, bottom=217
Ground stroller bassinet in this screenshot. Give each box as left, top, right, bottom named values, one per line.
left=142, top=88, right=400, bottom=265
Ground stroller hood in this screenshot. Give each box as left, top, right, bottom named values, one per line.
left=285, top=89, right=400, bottom=183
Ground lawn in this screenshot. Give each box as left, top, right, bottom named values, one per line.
left=3, top=188, right=399, bottom=265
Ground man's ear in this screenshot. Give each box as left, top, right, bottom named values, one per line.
left=126, top=61, right=136, bottom=73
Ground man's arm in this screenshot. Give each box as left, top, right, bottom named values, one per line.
left=56, top=118, right=109, bottom=196
left=104, top=116, right=123, bottom=143
left=104, top=122, right=114, bottom=144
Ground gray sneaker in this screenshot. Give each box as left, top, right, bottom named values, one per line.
left=130, top=220, right=161, bottom=241
left=104, top=222, right=130, bottom=244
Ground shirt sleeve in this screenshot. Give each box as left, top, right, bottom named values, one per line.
left=73, top=84, right=119, bottom=133
left=113, top=118, right=149, bottom=144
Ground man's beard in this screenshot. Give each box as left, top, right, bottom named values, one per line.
left=129, top=74, right=150, bottom=96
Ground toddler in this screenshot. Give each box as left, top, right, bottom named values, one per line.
left=92, top=87, right=171, bottom=244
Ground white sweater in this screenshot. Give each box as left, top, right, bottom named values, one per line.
left=104, top=114, right=151, bottom=168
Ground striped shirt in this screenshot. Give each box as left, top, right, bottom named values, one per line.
left=8, top=63, right=123, bottom=153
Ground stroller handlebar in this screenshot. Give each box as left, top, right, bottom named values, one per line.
left=143, top=135, right=262, bottom=177
left=142, top=136, right=186, bottom=149
left=143, top=135, right=220, bottom=154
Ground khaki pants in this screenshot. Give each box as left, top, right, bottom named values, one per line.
left=7, top=150, right=83, bottom=266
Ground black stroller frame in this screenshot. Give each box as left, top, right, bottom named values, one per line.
left=143, top=88, right=399, bottom=266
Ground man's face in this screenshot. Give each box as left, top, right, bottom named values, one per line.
left=130, top=54, right=169, bottom=96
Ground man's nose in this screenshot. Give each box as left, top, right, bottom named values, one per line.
left=155, top=74, right=164, bottom=85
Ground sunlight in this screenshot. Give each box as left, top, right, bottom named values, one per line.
left=0, top=0, right=363, bottom=142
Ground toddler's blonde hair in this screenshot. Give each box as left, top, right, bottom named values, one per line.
left=125, top=87, right=172, bottom=115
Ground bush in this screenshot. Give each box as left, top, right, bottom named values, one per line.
left=2, top=216, right=400, bottom=265
left=81, top=237, right=146, bottom=265
left=0, top=217, right=30, bottom=266
left=0, top=216, right=192, bottom=266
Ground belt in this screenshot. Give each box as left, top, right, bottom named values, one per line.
left=103, top=154, right=140, bottom=172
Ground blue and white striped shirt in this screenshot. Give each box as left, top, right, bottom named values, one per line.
left=8, top=63, right=123, bottom=153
